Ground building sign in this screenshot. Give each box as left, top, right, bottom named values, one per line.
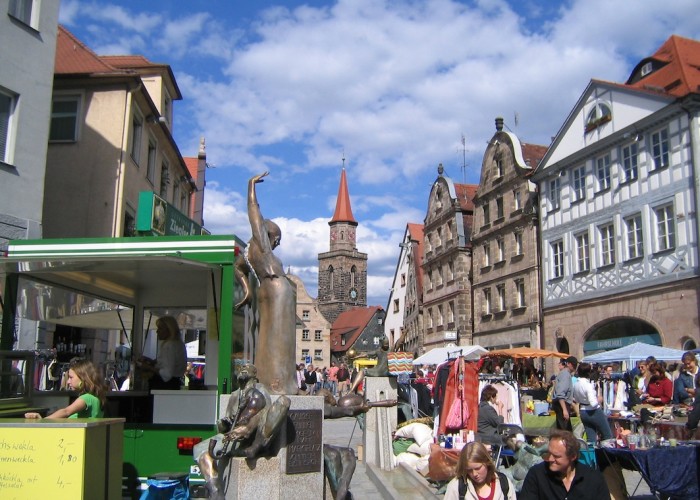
left=136, top=191, right=203, bottom=236
left=444, top=331, right=457, bottom=341
left=583, top=333, right=661, bottom=353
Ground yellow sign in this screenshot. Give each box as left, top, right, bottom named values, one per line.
left=0, top=427, right=85, bottom=498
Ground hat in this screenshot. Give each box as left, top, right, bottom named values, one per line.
left=565, top=356, right=578, bottom=367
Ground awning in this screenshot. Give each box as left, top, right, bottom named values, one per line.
left=412, top=345, right=487, bottom=365
left=483, top=347, right=568, bottom=359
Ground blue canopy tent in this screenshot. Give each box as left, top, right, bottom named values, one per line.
left=581, top=342, right=687, bottom=368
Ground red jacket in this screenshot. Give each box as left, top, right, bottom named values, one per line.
left=646, top=377, right=673, bottom=404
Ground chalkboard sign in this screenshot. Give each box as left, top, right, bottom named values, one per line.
left=0, top=427, right=85, bottom=497
left=286, top=409, right=322, bottom=474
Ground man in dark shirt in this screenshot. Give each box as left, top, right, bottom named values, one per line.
left=519, top=430, right=609, bottom=500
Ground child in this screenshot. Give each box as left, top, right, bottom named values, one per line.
left=25, top=359, right=107, bottom=419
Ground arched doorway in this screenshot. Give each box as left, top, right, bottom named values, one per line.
left=584, top=318, right=660, bottom=356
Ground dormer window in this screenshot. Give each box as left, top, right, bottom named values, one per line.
left=585, top=102, right=612, bottom=133
left=640, top=62, right=653, bottom=77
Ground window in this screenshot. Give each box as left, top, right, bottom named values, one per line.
left=49, top=95, right=80, bottom=141
left=515, top=279, right=526, bottom=308
left=130, top=111, right=144, bottom=164
left=496, top=284, right=506, bottom=312
left=513, top=189, right=521, bottom=210
left=427, top=308, right=433, bottom=328
left=483, top=204, right=490, bottom=225
left=301, top=349, right=309, bottom=360
left=572, top=166, right=586, bottom=202
left=496, top=197, right=504, bottom=219
left=551, top=240, right=564, bottom=279
left=651, top=128, right=669, bottom=170
left=401, top=273, right=406, bottom=287
left=548, top=177, right=560, bottom=211
left=622, top=143, right=638, bottom=182
left=146, top=140, right=156, bottom=184
left=483, top=288, right=492, bottom=315
left=514, top=231, right=523, bottom=256
left=496, top=157, right=504, bottom=178
left=497, top=237, right=505, bottom=262
left=314, top=349, right=322, bottom=360
left=447, top=261, right=454, bottom=281
left=575, top=232, right=590, bottom=273
left=9, top=0, right=36, bottom=28
left=434, top=267, right=442, bottom=287
left=437, top=305, right=444, bottom=326
left=302, top=310, right=310, bottom=320
left=393, top=299, right=399, bottom=313
left=599, top=223, right=615, bottom=266
left=655, top=204, right=675, bottom=251
left=640, top=62, right=653, bottom=77
left=596, top=154, right=611, bottom=191
left=448, top=301, right=455, bottom=323
left=625, top=214, right=644, bottom=259
left=160, top=161, right=169, bottom=197
left=0, top=90, right=16, bottom=163
left=302, top=329, right=309, bottom=341
left=314, top=330, right=322, bottom=341
left=483, top=243, right=491, bottom=267
left=173, top=181, right=180, bottom=206
left=585, top=102, right=612, bottom=132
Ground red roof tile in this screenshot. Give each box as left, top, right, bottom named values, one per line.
left=521, top=143, right=548, bottom=168
left=454, top=183, right=477, bottom=211
left=330, top=306, right=383, bottom=352
left=183, top=157, right=198, bottom=179
left=626, top=35, right=700, bottom=98
left=55, top=26, right=122, bottom=75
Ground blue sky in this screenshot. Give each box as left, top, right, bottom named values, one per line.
left=58, top=0, right=700, bottom=308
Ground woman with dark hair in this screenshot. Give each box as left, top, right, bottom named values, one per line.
left=573, top=362, right=612, bottom=443
left=477, top=384, right=504, bottom=441
left=25, top=359, right=107, bottom=418
left=444, top=441, right=515, bottom=500
left=642, top=362, right=673, bottom=405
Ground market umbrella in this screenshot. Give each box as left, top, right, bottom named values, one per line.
left=482, top=347, right=569, bottom=359
left=581, top=342, right=687, bottom=366
left=412, top=345, right=487, bottom=365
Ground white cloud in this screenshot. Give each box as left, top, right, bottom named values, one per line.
left=59, top=0, right=700, bottom=310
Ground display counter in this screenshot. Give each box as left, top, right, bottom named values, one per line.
left=522, top=413, right=583, bottom=436
left=0, top=417, right=124, bottom=499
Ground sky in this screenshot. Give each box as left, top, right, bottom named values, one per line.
left=58, top=0, right=700, bottom=308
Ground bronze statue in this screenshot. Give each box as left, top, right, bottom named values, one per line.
left=194, top=364, right=290, bottom=500
left=323, top=445, right=356, bottom=500
left=365, top=336, right=390, bottom=377
left=318, top=369, right=396, bottom=419
left=235, top=171, right=298, bottom=395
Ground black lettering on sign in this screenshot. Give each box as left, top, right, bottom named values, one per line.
left=286, top=409, right=322, bottom=474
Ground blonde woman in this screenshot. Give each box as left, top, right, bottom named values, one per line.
left=138, top=315, right=187, bottom=390
left=444, top=441, right=516, bottom=500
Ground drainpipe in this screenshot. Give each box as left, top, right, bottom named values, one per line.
left=112, top=81, right=141, bottom=236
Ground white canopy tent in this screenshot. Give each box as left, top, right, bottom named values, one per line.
left=412, top=345, right=487, bottom=365
left=581, top=342, right=687, bottom=367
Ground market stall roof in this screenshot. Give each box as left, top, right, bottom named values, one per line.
left=483, top=347, right=568, bottom=359
left=581, top=342, right=687, bottom=366
left=412, top=345, right=486, bottom=365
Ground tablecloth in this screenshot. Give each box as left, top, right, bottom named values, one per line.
left=596, top=445, right=699, bottom=500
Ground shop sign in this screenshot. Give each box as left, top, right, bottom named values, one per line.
left=136, top=191, right=203, bottom=236
left=583, top=333, right=661, bottom=352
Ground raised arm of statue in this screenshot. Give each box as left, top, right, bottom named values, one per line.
left=247, top=171, right=273, bottom=254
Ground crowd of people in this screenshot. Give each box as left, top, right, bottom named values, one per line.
left=295, top=361, right=355, bottom=397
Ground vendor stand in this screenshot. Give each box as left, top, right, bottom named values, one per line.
left=0, top=235, right=247, bottom=494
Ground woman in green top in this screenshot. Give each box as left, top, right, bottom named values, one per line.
left=25, top=359, right=107, bottom=419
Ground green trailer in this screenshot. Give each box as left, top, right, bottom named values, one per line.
left=0, top=234, right=251, bottom=495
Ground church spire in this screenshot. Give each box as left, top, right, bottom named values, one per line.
left=330, top=161, right=356, bottom=224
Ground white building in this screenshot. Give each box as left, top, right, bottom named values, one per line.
left=0, top=0, right=60, bottom=249
left=532, top=35, right=700, bottom=358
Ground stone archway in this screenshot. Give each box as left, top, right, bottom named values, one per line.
left=583, top=317, right=661, bottom=356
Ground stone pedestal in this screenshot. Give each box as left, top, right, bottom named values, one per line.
left=220, top=395, right=325, bottom=499
left=362, top=376, right=398, bottom=471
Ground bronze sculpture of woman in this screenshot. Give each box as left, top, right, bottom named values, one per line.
left=235, top=172, right=298, bottom=395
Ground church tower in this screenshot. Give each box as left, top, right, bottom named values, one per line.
left=318, top=165, right=368, bottom=324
